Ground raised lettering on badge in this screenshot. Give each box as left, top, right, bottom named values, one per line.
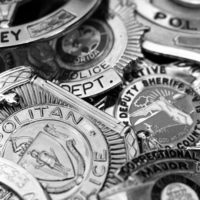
left=0, top=105, right=109, bottom=199
left=0, top=29, right=21, bottom=43
left=115, top=74, right=200, bottom=151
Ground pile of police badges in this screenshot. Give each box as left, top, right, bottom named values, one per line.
left=0, top=0, right=200, bottom=200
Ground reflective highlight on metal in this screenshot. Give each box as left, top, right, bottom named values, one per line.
left=0, top=66, right=139, bottom=199
left=0, top=157, right=50, bottom=200
left=133, top=0, right=200, bottom=62
left=0, top=0, right=101, bottom=47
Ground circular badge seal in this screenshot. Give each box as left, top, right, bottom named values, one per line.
left=151, top=174, right=200, bottom=200
left=0, top=66, right=130, bottom=199
left=0, top=158, right=49, bottom=200
left=0, top=0, right=101, bottom=47
left=115, top=74, right=200, bottom=152
left=42, top=0, right=147, bottom=98
left=94, top=156, right=200, bottom=200
left=0, top=104, right=110, bottom=200
left=134, top=0, right=200, bottom=62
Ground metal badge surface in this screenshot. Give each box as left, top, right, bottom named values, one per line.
left=116, top=149, right=200, bottom=181
left=0, top=183, right=20, bottom=200
left=97, top=173, right=200, bottom=200
left=124, top=60, right=200, bottom=83
left=172, top=0, right=200, bottom=7
left=0, top=66, right=139, bottom=199
left=97, top=149, right=200, bottom=200
left=46, top=0, right=147, bottom=98
left=0, top=0, right=101, bottom=47
left=115, top=74, right=200, bottom=152
left=0, top=0, right=147, bottom=96
left=94, top=60, right=200, bottom=118
left=133, top=0, right=200, bottom=62
left=132, top=159, right=200, bottom=183
left=0, top=0, right=30, bottom=28
left=0, top=158, right=49, bottom=200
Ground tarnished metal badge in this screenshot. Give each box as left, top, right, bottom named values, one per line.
left=47, top=0, right=147, bottom=98
left=0, top=158, right=49, bottom=200
left=0, top=0, right=101, bottom=47
left=0, top=66, right=139, bottom=200
left=115, top=74, right=200, bottom=152
left=133, top=0, right=200, bottom=62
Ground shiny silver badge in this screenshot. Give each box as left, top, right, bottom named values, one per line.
left=94, top=149, right=200, bottom=200
left=45, top=0, right=147, bottom=98
left=133, top=0, right=200, bottom=62
left=0, top=0, right=31, bottom=29
left=95, top=174, right=200, bottom=200
left=0, top=66, right=139, bottom=199
left=115, top=74, right=200, bottom=152
left=96, top=60, right=200, bottom=152
left=0, top=158, right=50, bottom=200
left=0, top=0, right=147, bottom=95
left=0, top=0, right=101, bottom=47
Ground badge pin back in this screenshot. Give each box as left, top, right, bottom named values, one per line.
left=0, top=158, right=50, bottom=200
left=0, top=0, right=101, bottom=48
left=133, top=0, right=200, bottom=62
left=42, top=0, right=148, bottom=98
left=0, top=66, right=139, bottom=199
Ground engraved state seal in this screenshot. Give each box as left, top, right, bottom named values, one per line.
left=0, top=66, right=130, bottom=200
left=0, top=105, right=110, bottom=200
left=115, top=74, right=200, bottom=152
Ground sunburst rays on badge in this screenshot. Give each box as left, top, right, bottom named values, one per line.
left=112, top=1, right=148, bottom=74
left=0, top=66, right=67, bottom=123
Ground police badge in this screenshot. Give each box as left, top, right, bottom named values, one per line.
left=0, top=0, right=101, bottom=47
left=47, top=0, right=147, bottom=98
left=95, top=60, right=200, bottom=153
left=0, top=66, right=139, bottom=200
left=92, top=149, right=200, bottom=200
left=132, top=0, right=200, bottom=62
left=0, top=158, right=50, bottom=200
